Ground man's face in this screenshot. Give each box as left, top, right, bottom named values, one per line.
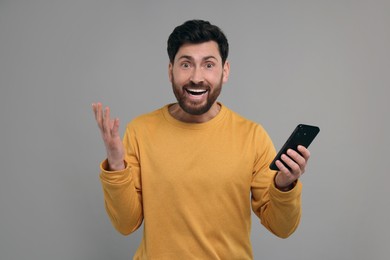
left=169, top=41, right=229, bottom=115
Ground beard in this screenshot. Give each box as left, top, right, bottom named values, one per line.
left=171, top=76, right=223, bottom=116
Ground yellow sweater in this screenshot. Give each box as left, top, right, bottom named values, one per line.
left=100, top=103, right=302, bottom=259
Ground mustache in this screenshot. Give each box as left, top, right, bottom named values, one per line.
left=183, top=81, right=209, bottom=90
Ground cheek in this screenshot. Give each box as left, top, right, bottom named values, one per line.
left=209, top=72, right=224, bottom=85
left=172, top=70, right=189, bottom=85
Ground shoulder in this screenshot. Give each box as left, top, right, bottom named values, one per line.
left=125, top=105, right=167, bottom=132
left=223, top=105, right=275, bottom=150
left=223, top=105, right=276, bottom=157
left=224, top=105, right=268, bottom=134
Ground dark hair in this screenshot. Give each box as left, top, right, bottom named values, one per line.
left=167, top=19, right=229, bottom=65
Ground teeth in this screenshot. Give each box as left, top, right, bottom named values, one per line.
left=187, top=89, right=206, bottom=93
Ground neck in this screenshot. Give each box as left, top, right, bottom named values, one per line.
left=168, top=102, right=221, bottom=123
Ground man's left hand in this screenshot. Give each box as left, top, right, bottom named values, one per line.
left=274, top=145, right=310, bottom=191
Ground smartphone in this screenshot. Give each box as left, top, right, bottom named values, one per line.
left=269, top=124, right=320, bottom=171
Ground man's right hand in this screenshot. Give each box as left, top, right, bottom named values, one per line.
left=92, top=103, right=125, bottom=171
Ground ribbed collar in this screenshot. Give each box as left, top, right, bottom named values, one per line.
left=161, top=102, right=228, bottom=130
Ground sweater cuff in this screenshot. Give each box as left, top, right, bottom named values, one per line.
left=99, top=159, right=131, bottom=184
left=269, top=180, right=302, bottom=202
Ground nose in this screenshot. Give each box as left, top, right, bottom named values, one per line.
left=190, top=66, right=204, bottom=84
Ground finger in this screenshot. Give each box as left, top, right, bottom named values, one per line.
left=103, top=106, right=112, bottom=135
left=287, top=149, right=306, bottom=170
left=281, top=154, right=301, bottom=175
left=92, top=103, right=100, bottom=123
left=109, top=118, right=115, bottom=130
left=95, top=103, right=103, bottom=130
left=111, top=118, right=120, bottom=137
left=108, top=118, right=117, bottom=136
left=275, top=159, right=292, bottom=176
left=297, top=145, right=311, bottom=161
left=275, top=160, right=296, bottom=187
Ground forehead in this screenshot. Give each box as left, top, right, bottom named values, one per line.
left=175, top=41, right=221, bottom=62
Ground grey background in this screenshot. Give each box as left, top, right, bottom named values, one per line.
left=1, top=0, right=389, bottom=259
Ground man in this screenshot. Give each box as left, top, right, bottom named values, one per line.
left=92, top=20, right=310, bottom=259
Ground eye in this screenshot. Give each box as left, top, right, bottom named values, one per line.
left=180, top=62, right=191, bottom=69
left=205, top=62, right=215, bottom=69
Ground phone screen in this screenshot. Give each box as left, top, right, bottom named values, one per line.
left=269, top=124, right=320, bottom=171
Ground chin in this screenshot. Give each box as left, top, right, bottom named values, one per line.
left=179, top=101, right=212, bottom=116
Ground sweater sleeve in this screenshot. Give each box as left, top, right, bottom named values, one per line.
left=251, top=126, right=302, bottom=238
left=99, top=123, right=143, bottom=235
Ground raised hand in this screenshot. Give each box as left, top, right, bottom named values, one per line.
left=92, top=103, right=125, bottom=171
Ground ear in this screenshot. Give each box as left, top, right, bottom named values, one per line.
left=222, top=61, right=230, bottom=83
left=168, top=62, right=173, bottom=83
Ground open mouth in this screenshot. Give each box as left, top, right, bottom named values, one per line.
left=185, top=88, right=208, bottom=96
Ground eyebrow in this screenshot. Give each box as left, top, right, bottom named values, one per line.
left=177, top=55, right=219, bottom=62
